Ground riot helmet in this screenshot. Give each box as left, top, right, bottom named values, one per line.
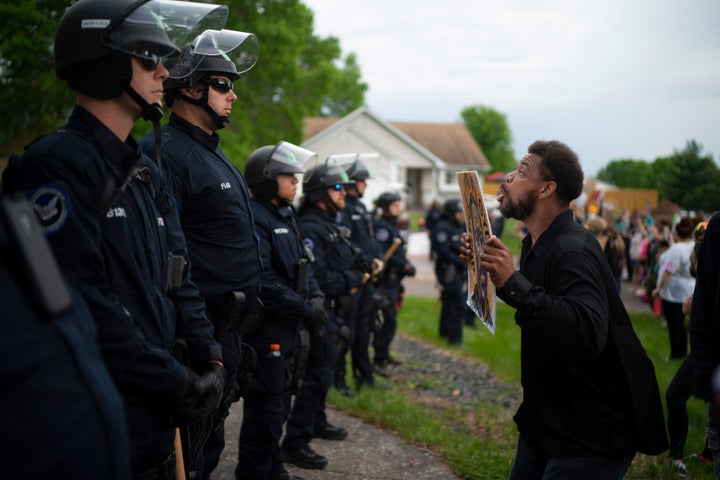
left=163, top=29, right=259, bottom=129
left=301, top=158, right=354, bottom=208
left=330, top=153, right=379, bottom=181
left=54, top=0, right=228, bottom=119
left=375, top=191, right=402, bottom=212
left=245, top=141, right=316, bottom=202
left=443, top=198, right=464, bottom=223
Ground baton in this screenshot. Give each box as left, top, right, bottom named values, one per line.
left=174, top=428, right=186, bottom=480
left=383, top=238, right=403, bottom=262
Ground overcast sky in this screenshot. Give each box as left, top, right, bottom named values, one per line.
left=303, top=0, right=720, bottom=176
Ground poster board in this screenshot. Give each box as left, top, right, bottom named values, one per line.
left=457, top=171, right=496, bottom=334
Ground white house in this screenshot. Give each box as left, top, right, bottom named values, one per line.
left=302, top=106, right=490, bottom=211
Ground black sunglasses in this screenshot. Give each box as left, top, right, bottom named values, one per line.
left=130, top=49, right=162, bottom=71
left=203, top=77, right=234, bottom=93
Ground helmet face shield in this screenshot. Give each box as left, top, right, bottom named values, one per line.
left=302, top=157, right=354, bottom=192
left=330, top=152, right=379, bottom=181
left=266, top=141, right=316, bottom=178
left=104, top=0, right=229, bottom=63
left=167, top=29, right=259, bottom=80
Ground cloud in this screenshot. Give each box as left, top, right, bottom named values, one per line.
left=305, top=0, right=720, bottom=175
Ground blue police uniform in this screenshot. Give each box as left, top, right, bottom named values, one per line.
left=140, top=113, right=262, bottom=478
left=0, top=203, right=130, bottom=479
left=3, top=106, right=221, bottom=477
left=432, top=217, right=469, bottom=344
left=338, top=194, right=382, bottom=386
left=283, top=204, right=360, bottom=451
left=236, top=197, right=324, bottom=479
left=373, top=213, right=413, bottom=367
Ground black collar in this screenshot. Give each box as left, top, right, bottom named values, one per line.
left=169, top=113, right=220, bottom=151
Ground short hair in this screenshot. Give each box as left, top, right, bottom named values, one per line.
left=675, top=217, right=694, bottom=239
left=585, top=216, right=608, bottom=235
left=528, top=140, right=584, bottom=204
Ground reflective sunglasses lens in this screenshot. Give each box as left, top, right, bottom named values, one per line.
left=209, top=78, right=232, bottom=93
left=133, top=50, right=160, bottom=71
left=333, top=184, right=343, bottom=191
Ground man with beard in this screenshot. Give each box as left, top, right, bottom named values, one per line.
left=464, top=140, right=667, bottom=478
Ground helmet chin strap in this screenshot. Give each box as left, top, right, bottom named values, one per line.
left=124, top=85, right=164, bottom=174
left=175, top=87, right=229, bottom=130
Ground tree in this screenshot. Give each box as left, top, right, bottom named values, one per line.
left=596, top=159, right=657, bottom=189
left=0, top=1, right=73, bottom=152
left=658, top=140, right=720, bottom=213
left=0, top=0, right=368, bottom=164
left=460, top=104, right=515, bottom=172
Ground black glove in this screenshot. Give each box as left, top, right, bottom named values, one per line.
left=306, top=297, right=327, bottom=337
left=353, top=253, right=371, bottom=273
left=404, top=263, right=416, bottom=278
left=172, top=363, right=226, bottom=424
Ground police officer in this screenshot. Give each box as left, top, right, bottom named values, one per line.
left=0, top=195, right=130, bottom=479
left=239, top=142, right=325, bottom=480
left=2, top=1, right=227, bottom=477
left=336, top=154, right=385, bottom=392
left=373, top=192, right=416, bottom=376
left=281, top=160, right=361, bottom=470
left=139, top=31, right=262, bottom=479
left=432, top=198, right=471, bottom=345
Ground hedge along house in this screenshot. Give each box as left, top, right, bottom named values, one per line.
left=302, top=106, right=490, bottom=212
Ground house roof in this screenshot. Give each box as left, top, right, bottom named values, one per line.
left=390, top=121, right=488, bottom=168
left=303, top=115, right=489, bottom=169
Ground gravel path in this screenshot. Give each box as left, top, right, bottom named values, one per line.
left=390, top=334, right=521, bottom=411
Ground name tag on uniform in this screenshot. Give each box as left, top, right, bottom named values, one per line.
left=274, top=227, right=289, bottom=234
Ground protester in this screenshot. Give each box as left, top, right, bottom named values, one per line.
left=665, top=221, right=711, bottom=475
left=464, top=140, right=667, bottom=478
left=585, top=216, right=624, bottom=294
left=652, top=217, right=696, bottom=360
left=690, top=212, right=720, bottom=478
left=2, top=1, right=229, bottom=477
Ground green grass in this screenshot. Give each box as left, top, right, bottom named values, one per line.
left=329, top=295, right=715, bottom=479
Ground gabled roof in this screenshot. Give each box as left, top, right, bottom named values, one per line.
left=303, top=108, right=489, bottom=170
left=390, top=121, right=488, bottom=168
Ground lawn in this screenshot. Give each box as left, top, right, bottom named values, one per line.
left=330, top=295, right=714, bottom=479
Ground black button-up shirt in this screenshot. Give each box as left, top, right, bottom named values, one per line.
left=497, top=210, right=667, bottom=457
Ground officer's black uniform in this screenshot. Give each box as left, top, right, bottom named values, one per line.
left=140, top=112, right=262, bottom=477
left=236, top=196, right=324, bottom=479
left=3, top=106, right=222, bottom=476
left=373, top=203, right=415, bottom=369
left=338, top=193, right=382, bottom=387
left=432, top=202, right=470, bottom=345
left=282, top=202, right=360, bottom=460
left=0, top=196, right=131, bottom=479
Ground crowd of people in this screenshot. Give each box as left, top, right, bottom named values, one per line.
left=0, top=1, right=415, bottom=479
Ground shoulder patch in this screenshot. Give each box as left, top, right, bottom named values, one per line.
left=436, top=231, right=449, bottom=243
left=303, top=237, right=314, bottom=252
left=376, top=228, right=390, bottom=242
left=29, top=184, right=71, bottom=235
